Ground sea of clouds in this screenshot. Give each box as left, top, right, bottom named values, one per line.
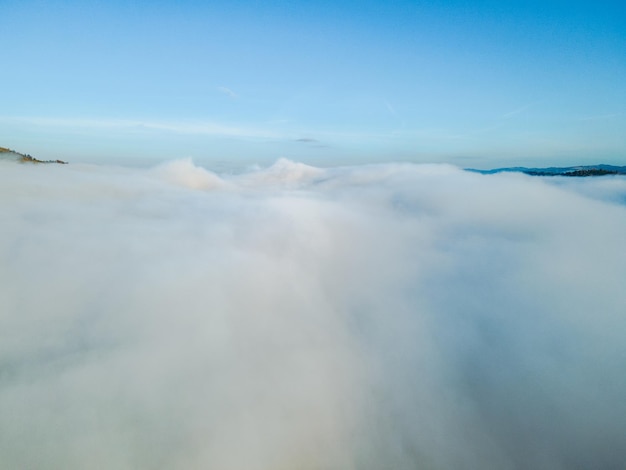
left=1, top=158, right=625, bottom=469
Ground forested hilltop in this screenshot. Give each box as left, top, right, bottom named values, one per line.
left=0, top=146, right=67, bottom=164
left=468, top=164, right=626, bottom=177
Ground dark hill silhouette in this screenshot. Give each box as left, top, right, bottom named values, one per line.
left=467, top=164, right=626, bottom=177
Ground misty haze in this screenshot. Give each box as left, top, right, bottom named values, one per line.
left=1, top=158, right=625, bottom=469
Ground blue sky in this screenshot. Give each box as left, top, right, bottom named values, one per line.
left=1, top=0, right=625, bottom=167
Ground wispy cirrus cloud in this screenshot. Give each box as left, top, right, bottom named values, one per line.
left=217, top=86, right=239, bottom=99
left=499, top=102, right=536, bottom=119
left=0, top=116, right=280, bottom=140
left=384, top=99, right=397, bottom=116
left=577, top=112, right=622, bottom=121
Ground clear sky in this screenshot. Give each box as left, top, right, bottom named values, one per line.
left=1, top=0, right=625, bottom=168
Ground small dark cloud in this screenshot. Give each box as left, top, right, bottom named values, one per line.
left=295, top=138, right=319, bottom=143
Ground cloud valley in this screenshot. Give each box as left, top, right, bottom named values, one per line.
left=1, top=159, right=625, bottom=469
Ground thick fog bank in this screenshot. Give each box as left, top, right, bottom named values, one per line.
left=1, top=159, right=625, bottom=469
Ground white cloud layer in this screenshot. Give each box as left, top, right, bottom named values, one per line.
left=1, top=159, right=626, bottom=469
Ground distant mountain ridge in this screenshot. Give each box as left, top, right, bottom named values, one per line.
left=467, top=164, right=626, bottom=177
left=0, top=146, right=67, bottom=164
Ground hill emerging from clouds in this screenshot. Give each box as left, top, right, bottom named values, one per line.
left=468, top=164, right=626, bottom=177
left=0, top=146, right=67, bottom=164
